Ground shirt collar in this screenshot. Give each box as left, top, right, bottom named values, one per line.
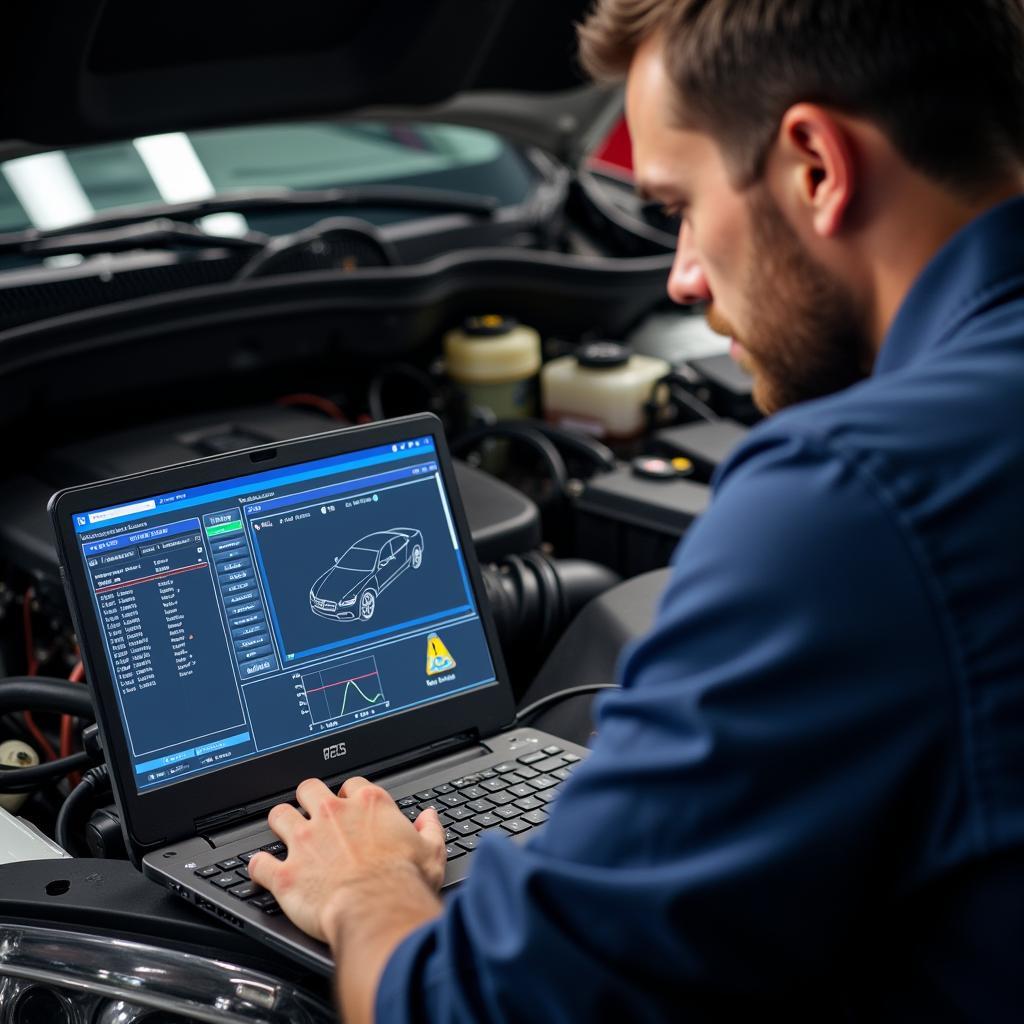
left=876, top=193, right=1024, bottom=375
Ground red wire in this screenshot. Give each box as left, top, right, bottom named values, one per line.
left=276, top=393, right=347, bottom=422
left=21, top=588, right=57, bottom=762
left=62, top=660, right=86, bottom=787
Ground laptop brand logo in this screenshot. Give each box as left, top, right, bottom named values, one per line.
left=323, top=742, right=348, bottom=761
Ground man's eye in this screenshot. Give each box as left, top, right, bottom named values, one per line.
left=643, top=202, right=683, bottom=234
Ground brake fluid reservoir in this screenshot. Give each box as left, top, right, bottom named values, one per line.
left=0, top=740, right=39, bottom=814
left=541, top=341, right=670, bottom=440
left=443, top=315, right=542, bottom=419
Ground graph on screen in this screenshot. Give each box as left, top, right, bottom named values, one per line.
left=300, top=656, right=385, bottom=723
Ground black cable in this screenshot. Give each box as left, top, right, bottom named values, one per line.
left=0, top=677, right=95, bottom=718
left=649, top=373, right=721, bottom=426
left=514, top=420, right=617, bottom=472
left=55, top=764, right=110, bottom=856
left=0, top=750, right=94, bottom=793
left=451, top=425, right=569, bottom=501
left=515, top=684, right=619, bottom=725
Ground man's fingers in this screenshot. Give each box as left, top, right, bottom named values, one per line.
left=295, top=777, right=336, bottom=816
left=267, top=800, right=304, bottom=841
left=414, top=807, right=446, bottom=850
left=338, top=775, right=375, bottom=799
left=248, top=851, right=280, bottom=890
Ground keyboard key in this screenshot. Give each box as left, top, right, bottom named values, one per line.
left=533, top=756, right=567, bottom=773
left=487, top=790, right=517, bottom=806
left=415, top=790, right=433, bottom=801
left=508, top=783, right=534, bottom=799
left=466, top=798, right=494, bottom=814
left=494, top=762, right=518, bottom=774
left=445, top=844, right=466, bottom=860
left=438, top=793, right=468, bottom=808
left=397, top=796, right=418, bottom=808
left=216, top=857, right=243, bottom=871
left=513, top=765, right=539, bottom=779
left=527, top=775, right=559, bottom=792
left=262, top=903, right=282, bottom=916
left=536, top=790, right=558, bottom=804
left=542, top=745, right=563, bottom=756
left=446, top=806, right=475, bottom=821
left=480, top=778, right=508, bottom=793
left=450, top=820, right=481, bottom=837
left=194, top=865, right=220, bottom=878
left=502, top=818, right=533, bottom=835
left=228, top=881, right=261, bottom=900
left=521, top=809, right=549, bottom=826
left=502, top=773, right=526, bottom=785
left=211, top=872, right=241, bottom=888
left=553, top=768, right=572, bottom=781
left=473, top=813, right=501, bottom=828
left=480, top=769, right=497, bottom=779
left=455, top=774, right=480, bottom=787
left=461, top=786, right=488, bottom=801
left=240, top=850, right=260, bottom=863
left=236, top=865, right=250, bottom=881
left=493, top=804, right=521, bottom=820
left=251, top=893, right=277, bottom=909
left=561, top=753, right=581, bottom=763
left=401, top=808, right=420, bottom=822
left=457, top=835, right=481, bottom=852
left=262, top=841, right=286, bottom=855
left=514, top=795, right=543, bottom=811
left=517, top=751, right=547, bottom=765
left=418, top=801, right=445, bottom=814
left=432, top=783, right=455, bottom=795
left=445, top=828, right=457, bottom=843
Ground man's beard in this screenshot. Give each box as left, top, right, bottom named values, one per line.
left=706, top=187, right=872, bottom=415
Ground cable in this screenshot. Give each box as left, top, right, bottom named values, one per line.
left=515, top=420, right=617, bottom=472
left=649, top=372, right=721, bottom=427
left=0, top=677, right=95, bottom=718
left=515, top=683, right=619, bottom=725
left=367, top=365, right=437, bottom=422
left=0, top=750, right=94, bottom=793
left=55, top=764, right=110, bottom=856
left=20, top=588, right=57, bottom=762
left=451, top=425, right=569, bottom=502
left=61, top=661, right=86, bottom=787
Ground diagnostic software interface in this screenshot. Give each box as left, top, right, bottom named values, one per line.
left=71, top=434, right=497, bottom=793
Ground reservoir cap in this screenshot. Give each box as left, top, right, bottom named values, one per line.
left=577, top=341, right=631, bottom=369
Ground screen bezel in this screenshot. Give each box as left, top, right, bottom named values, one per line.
left=49, top=413, right=515, bottom=858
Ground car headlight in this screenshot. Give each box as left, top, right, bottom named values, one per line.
left=339, top=596, right=357, bottom=606
left=0, top=924, right=334, bottom=1023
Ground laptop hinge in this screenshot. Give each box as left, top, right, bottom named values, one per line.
left=197, top=731, right=481, bottom=845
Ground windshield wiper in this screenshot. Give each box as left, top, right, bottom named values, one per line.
left=0, top=185, right=500, bottom=254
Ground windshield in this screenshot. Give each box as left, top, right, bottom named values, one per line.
left=337, top=547, right=379, bottom=573
left=0, top=120, right=535, bottom=235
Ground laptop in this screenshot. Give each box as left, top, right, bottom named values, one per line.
left=49, top=412, right=589, bottom=975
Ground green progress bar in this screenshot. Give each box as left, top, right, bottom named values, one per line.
left=205, top=520, right=243, bottom=537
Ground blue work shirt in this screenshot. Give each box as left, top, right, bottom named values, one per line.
left=377, top=196, right=1024, bottom=1021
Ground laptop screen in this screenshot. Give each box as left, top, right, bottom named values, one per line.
left=69, top=431, right=498, bottom=794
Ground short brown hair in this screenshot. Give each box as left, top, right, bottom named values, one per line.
left=579, top=0, right=1024, bottom=192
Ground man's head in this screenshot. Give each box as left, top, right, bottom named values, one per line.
left=579, top=0, right=1024, bottom=413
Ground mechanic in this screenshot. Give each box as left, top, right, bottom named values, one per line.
left=249, top=2, right=1024, bottom=1020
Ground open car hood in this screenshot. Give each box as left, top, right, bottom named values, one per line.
left=0, top=0, right=619, bottom=163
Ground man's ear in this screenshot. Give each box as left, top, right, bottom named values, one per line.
left=772, top=103, right=857, bottom=238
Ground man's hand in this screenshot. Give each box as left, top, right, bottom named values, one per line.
left=249, top=776, right=445, bottom=1023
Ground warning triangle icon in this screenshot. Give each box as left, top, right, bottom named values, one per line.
left=426, top=633, right=456, bottom=676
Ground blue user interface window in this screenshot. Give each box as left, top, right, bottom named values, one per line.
left=73, top=435, right=498, bottom=793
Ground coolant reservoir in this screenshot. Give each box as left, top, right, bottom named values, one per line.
left=541, top=341, right=670, bottom=440
left=0, top=740, right=39, bottom=814
left=443, top=315, right=542, bottom=419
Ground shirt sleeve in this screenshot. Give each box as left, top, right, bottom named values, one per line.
left=375, top=430, right=965, bottom=1023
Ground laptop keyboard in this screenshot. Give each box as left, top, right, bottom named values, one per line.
left=192, top=746, right=581, bottom=915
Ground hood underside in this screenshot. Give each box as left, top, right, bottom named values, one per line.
left=1, top=0, right=612, bottom=158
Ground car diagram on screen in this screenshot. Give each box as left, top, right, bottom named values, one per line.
left=309, top=528, right=424, bottom=622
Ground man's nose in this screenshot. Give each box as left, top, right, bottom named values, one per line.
left=666, top=222, right=712, bottom=305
